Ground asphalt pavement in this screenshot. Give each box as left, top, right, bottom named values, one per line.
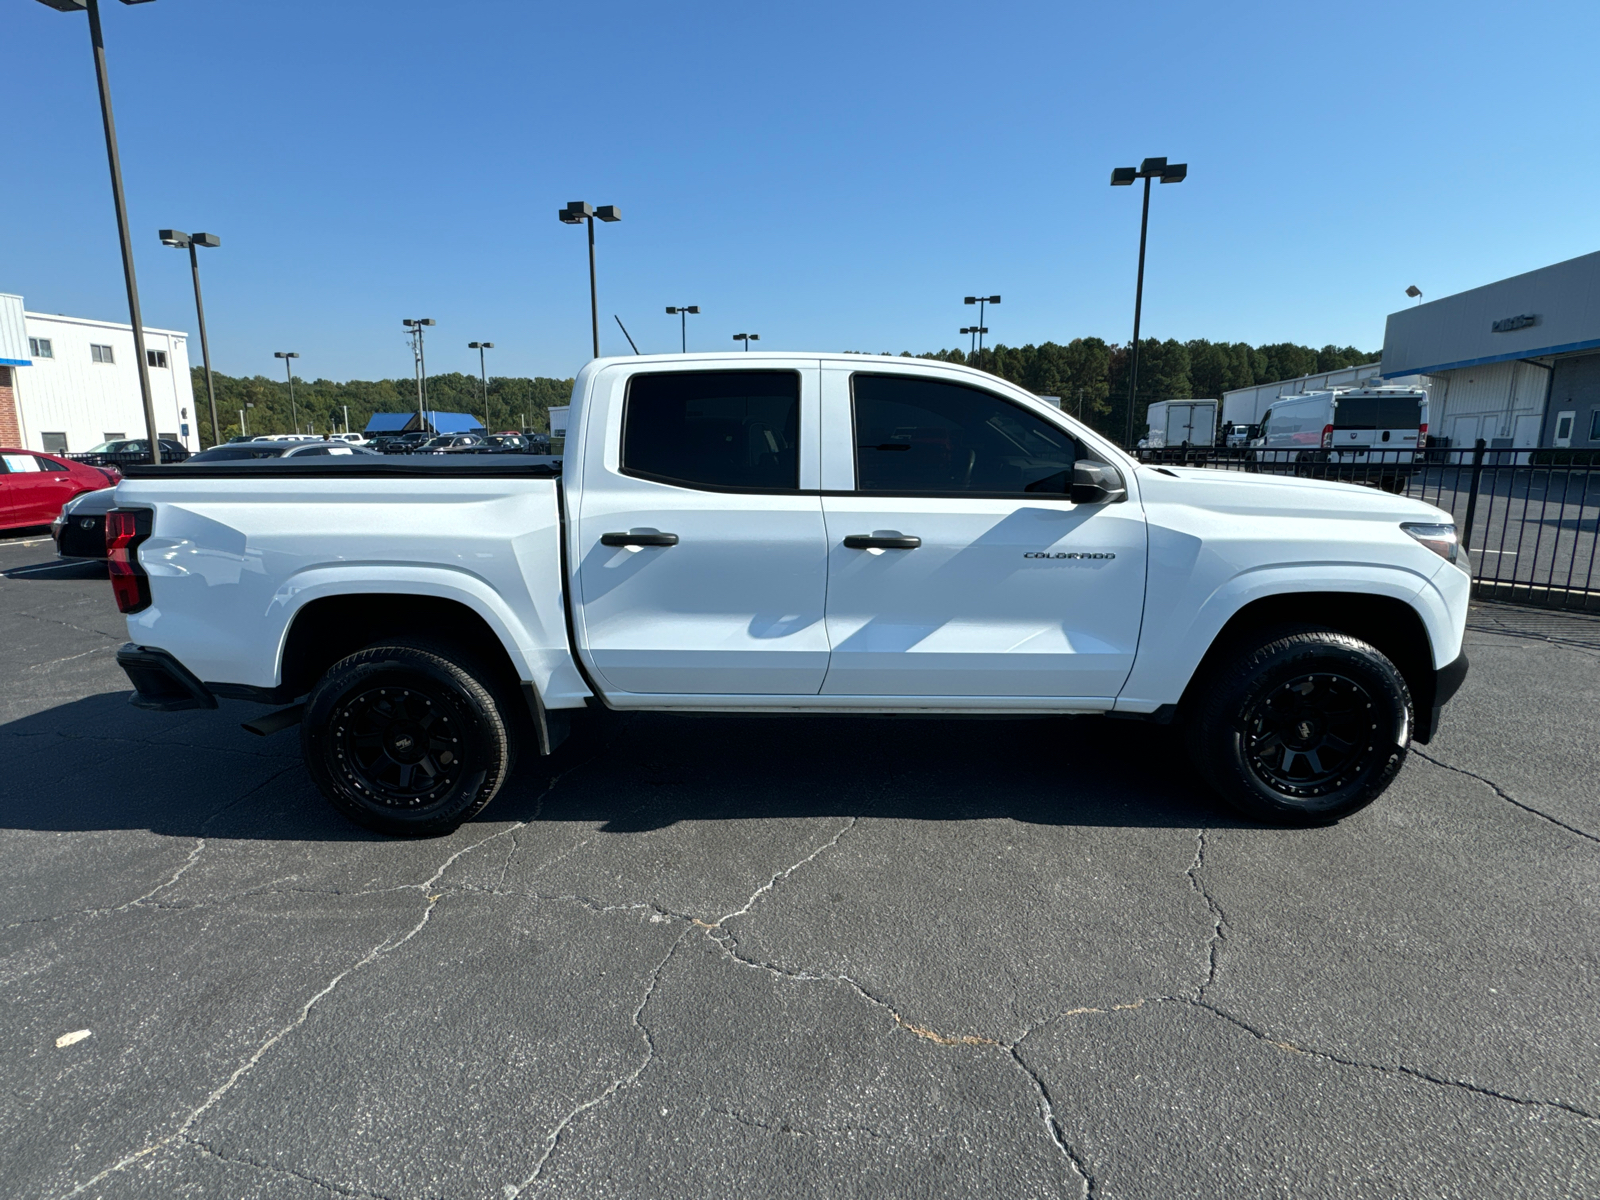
left=2, top=532, right=1597, bottom=1199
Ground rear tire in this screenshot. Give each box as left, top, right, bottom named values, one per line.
left=1185, top=626, right=1411, bottom=825
left=302, top=642, right=514, bottom=836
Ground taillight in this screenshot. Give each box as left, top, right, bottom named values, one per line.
left=1321, top=424, right=1334, bottom=449
left=1418, top=423, right=1428, bottom=442
left=106, top=508, right=153, bottom=613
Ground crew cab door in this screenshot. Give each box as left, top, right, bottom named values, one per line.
left=817, top=366, right=1147, bottom=700
left=572, top=362, right=829, bottom=695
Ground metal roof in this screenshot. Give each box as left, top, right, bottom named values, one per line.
left=1381, top=250, right=1600, bottom=378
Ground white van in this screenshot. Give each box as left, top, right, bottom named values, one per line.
left=1257, top=388, right=1427, bottom=460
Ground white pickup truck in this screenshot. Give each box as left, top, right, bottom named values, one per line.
left=109, top=353, right=1470, bottom=834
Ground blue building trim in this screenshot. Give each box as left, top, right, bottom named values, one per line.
left=0, top=357, right=31, bottom=367
left=1381, top=336, right=1600, bottom=378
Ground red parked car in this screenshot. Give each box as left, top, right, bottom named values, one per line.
left=0, top=449, right=118, bottom=533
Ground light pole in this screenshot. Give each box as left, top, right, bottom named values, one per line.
left=733, top=332, right=759, bottom=351
left=36, top=0, right=163, bottom=462
left=963, top=296, right=1000, bottom=360
left=274, top=351, right=299, bottom=434
left=1111, top=156, right=1187, bottom=447
left=959, top=325, right=986, bottom=359
left=1406, top=285, right=1423, bottom=306
left=341, top=404, right=349, bottom=435
left=665, top=306, right=700, bottom=353
left=559, top=202, right=621, bottom=359
left=403, top=318, right=435, bottom=431
left=469, top=341, right=494, bottom=433
left=159, top=229, right=221, bottom=447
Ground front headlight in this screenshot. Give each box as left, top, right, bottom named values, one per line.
left=1401, top=521, right=1459, bottom=564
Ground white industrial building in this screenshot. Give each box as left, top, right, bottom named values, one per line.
left=0, top=292, right=196, bottom=455
left=1379, top=250, right=1600, bottom=450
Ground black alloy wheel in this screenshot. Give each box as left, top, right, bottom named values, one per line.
left=302, top=642, right=514, bottom=836
left=1186, top=625, right=1411, bottom=825
left=1242, top=671, right=1378, bottom=800
left=335, top=685, right=465, bottom=807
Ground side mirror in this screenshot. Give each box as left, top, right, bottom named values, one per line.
left=1071, top=459, right=1127, bottom=504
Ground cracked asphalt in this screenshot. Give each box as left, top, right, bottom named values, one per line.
left=2, top=532, right=1598, bottom=1200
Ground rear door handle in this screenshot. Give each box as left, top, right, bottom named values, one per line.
left=843, top=534, right=921, bottom=550
left=601, top=532, right=679, bottom=547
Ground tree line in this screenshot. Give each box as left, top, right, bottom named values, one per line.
left=190, top=369, right=574, bottom=447
left=900, top=339, right=1378, bottom=441
left=192, top=337, right=1375, bottom=448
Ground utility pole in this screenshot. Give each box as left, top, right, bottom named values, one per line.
left=963, top=296, right=1000, bottom=362
left=559, top=202, right=621, bottom=359
left=274, top=351, right=299, bottom=433
left=37, top=0, right=163, bottom=460
left=469, top=342, right=494, bottom=434
left=1111, top=156, right=1188, bottom=446
left=403, top=318, right=435, bottom=432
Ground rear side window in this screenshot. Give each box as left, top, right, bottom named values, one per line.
left=622, top=370, right=800, bottom=492
left=1335, top=396, right=1422, bottom=429
left=1, top=454, right=42, bottom=473
left=852, top=374, right=1078, bottom=496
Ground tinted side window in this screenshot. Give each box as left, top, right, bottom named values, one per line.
left=622, top=370, right=800, bottom=492
left=852, top=374, right=1078, bottom=495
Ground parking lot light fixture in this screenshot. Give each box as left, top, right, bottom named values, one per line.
left=160, top=228, right=222, bottom=447
left=561, top=201, right=621, bottom=359
left=274, top=351, right=300, bottom=433
left=665, top=305, right=700, bottom=353
left=1111, top=155, right=1187, bottom=446
left=733, top=333, right=759, bottom=351
left=962, top=295, right=1000, bottom=359
left=468, top=341, right=495, bottom=433
left=37, top=0, right=163, bottom=460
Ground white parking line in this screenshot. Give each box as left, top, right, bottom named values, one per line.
left=4, top=560, right=84, bottom=575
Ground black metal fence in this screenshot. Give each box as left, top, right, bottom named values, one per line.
left=1135, top=442, right=1600, bottom=612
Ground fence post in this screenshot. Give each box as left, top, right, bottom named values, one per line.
left=1460, top=438, right=1487, bottom=553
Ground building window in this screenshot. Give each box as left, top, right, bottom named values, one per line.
left=41, top=432, right=69, bottom=454
left=102, top=431, right=125, bottom=442
left=147, top=349, right=168, bottom=369
left=1591, top=410, right=1600, bottom=442
left=90, top=344, right=115, bottom=364
left=29, top=337, right=53, bottom=359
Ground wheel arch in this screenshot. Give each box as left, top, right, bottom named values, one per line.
left=1178, top=591, right=1437, bottom=722
left=278, top=592, right=525, bottom=705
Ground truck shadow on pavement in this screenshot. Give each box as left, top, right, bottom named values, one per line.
left=1, top=693, right=1246, bottom=839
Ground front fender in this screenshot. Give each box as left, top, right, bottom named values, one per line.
left=1114, top=560, right=1449, bottom=713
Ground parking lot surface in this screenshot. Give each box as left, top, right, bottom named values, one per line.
left=3, top=533, right=1598, bottom=1199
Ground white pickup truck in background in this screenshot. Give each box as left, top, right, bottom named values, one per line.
left=109, top=353, right=1470, bottom=834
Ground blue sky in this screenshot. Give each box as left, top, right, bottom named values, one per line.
left=6, top=0, right=1598, bottom=382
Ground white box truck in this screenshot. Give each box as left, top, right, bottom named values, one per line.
left=1144, top=400, right=1217, bottom=448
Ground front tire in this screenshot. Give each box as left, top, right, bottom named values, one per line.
left=1186, top=626, right=1411, bottom=825
left=302, top=642, right=514, bottom=836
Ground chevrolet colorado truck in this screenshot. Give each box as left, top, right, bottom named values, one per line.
left=109, top=353, right=1470, bottom=834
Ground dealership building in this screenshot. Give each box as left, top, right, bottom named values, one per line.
left=1380, top=250, right=1600, bottom=450
left=0, top=292, right=197, bottom=455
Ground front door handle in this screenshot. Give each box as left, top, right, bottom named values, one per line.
left=843, top=534, right=921, bottom=550
left=601, top=532, right=679, bottom=547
